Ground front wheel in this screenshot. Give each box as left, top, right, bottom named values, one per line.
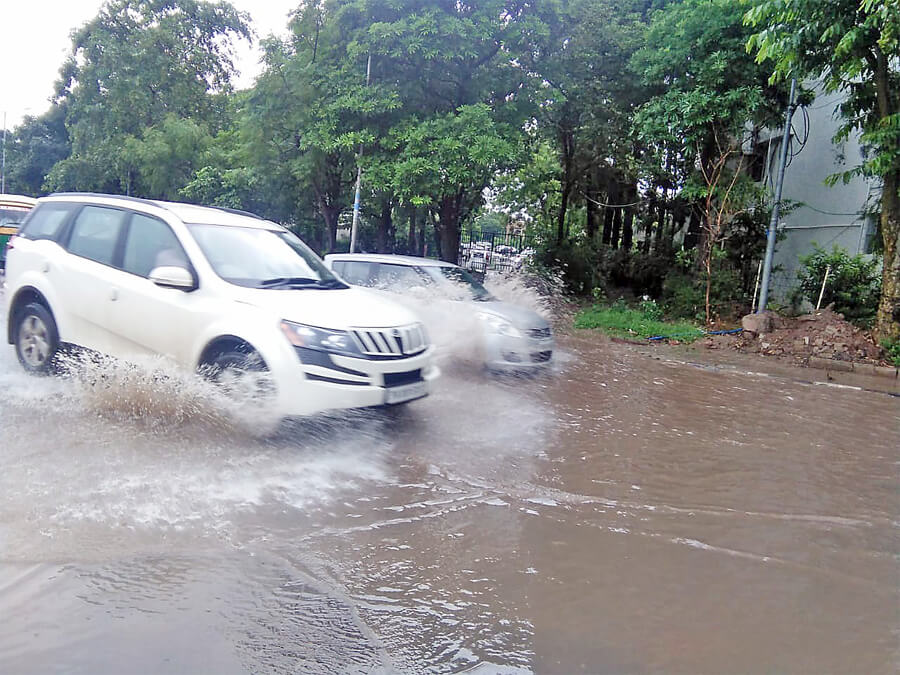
left=14, top=302, right=60, bottom=374
left=204, top=348, right=274, bottom=403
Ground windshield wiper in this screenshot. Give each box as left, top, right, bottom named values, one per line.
left=314, top=278, right=347, bottom=289
left=258, top=276, right=319, bottom=288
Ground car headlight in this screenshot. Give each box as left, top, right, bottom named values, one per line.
left=476, top=312, right=523, bottom=338
left=280, top=321, right=362, bottom=357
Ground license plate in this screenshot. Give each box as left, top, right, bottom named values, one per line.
left=384, top=380, right=427, bottom=404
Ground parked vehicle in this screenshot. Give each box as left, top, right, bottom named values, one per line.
left=0, top=194, right=37, bottom=269
left=323, top=253, right=554, bottom=372
left=4, top=194, right=438, bottom=416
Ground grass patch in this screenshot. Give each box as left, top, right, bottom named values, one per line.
left=574, top=303, right=705, bottom=342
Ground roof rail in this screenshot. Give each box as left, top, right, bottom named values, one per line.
left=48, top=192, right=161, bottom=208
left=213, top=206, right=264, bottom=220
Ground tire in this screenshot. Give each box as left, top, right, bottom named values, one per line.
left=14, top=302, right=60, bottom=375
left=204, top=348, right=274, bottom=402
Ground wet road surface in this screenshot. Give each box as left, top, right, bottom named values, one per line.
left=1, top=326, right=898, bottom=673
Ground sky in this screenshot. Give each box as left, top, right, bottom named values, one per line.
left=0, top=0, right=298, bottom=129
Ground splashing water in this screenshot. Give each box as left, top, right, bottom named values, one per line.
left=372, top=269, right=563, bottom=370
left=54, top=350, right=283, bottom=436
left=483, top=270, right=561, bottom=321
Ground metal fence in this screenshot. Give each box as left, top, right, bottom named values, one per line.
left=457, top=230, right=538, bottom=275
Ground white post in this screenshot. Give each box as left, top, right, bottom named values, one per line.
left=751, top=259, right=763, bottom=312
left=816, top=264, right=831, bottom=310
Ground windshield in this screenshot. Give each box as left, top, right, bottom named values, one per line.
left=423, top=265, right=494, bottom=301
left=188, top=224, right=346, bottom=289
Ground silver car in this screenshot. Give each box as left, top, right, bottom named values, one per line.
left=323, top=254, right=554, bottom=372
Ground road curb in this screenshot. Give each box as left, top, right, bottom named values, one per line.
left=807, top=356, right=898, bottom=379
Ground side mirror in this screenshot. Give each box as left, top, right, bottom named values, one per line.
left=149, top=265, right=196, bottom=291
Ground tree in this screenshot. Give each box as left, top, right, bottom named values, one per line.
left=632, top=0, right=787, bottom=259
left=745, top=0, right=900, bottom=341
left=2, top=105, right=70, bottom=196
left=48, top=0, right=250, bottom=194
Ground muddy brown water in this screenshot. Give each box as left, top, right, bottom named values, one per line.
left=0, top=327, right=897, bottom=674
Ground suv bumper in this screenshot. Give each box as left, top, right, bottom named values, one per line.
left=272, top=345, right=439, bottom=416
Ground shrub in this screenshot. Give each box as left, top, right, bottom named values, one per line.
left=535, top=238, right=609, bottom=295
left=662, top=249, right=746, bottom=322
left=881, top=338, right=900, bottom=367
left=797, top=245, right=881, bottom=325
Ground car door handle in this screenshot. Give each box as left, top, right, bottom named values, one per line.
left=110, top=288, right=118, bottom=301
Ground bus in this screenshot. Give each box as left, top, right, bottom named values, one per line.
left=0, top=194, right=37, bottom=269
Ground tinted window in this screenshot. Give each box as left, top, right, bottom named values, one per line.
left=372, top=263, right=429, bottom=289
left=123, top=214, right=188, bottom=277
left=18, top=203, right=73, bottom=241
left=67, top=206, right=126, bottom=266
left=334, top=260, right=373, bottom=285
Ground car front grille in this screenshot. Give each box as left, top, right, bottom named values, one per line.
left=351, top=324, right=427, bottom=358
left=527, top=326, right=552, bottom=340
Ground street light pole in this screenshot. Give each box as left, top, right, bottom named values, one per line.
left=757, top=78, right=798, bottom=313
left=349, top=53, right=372, bottom=254
left=2, top=111, right=7, bottom=194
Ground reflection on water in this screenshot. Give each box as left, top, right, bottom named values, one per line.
left=0, top=315, right=898, bottom=673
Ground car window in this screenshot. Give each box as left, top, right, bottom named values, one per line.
left=334, top=260, right=374, bottom=285
left=123, top=214, right=188, bottom=278
left=371, top=263, right=428, bottom=290
left=18, top=203, right=74, bottom=241
left=67, top=206, right=126, bottom=266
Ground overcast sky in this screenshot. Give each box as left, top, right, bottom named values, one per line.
left=0, top=0, right=298, bottom=129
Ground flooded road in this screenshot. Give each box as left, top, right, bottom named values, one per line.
left=1, top=325, right=898, bottom=673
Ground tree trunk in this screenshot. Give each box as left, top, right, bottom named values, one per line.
left=436, top=195, right=462, bottom=263
left=323, top=206, right=339, bottom=253
left=611, top=203, right=623, bottom=249
left=876, top=169, right=900, bottom=342
left=376, top=196, right=393, bottom=253
left=586, top=166, right=600, bottom=240
left=602, top=181, right=619, bottom=245
left=406, top=207, right=416, bottom=254
left=622, top=185, right=636, bottom=251
left=556, top=126, right=575, bottom=244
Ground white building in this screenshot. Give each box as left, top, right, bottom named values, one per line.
left=751, top=85, right=880, bottom=300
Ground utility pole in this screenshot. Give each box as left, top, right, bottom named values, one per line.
left=2, top=111, right=7, bottom=194
left=349, top=52, right=372, bottom=254
left=757, top=78, right=798, bottom=313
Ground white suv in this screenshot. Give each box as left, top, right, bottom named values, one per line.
left=3, top=194, right=438, bottom=416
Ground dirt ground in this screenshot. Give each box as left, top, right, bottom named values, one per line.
left=702, top=308, right=892, bottom=367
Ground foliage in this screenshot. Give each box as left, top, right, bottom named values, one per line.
left=633, top=0, right=786, bottom=195
left=880, top=337, right=900, bottom=367
left=534, top=237, right=608, bottom=296
left=797, top=245, right=882, bottom=324
left=662, top=248, right=746, bottom=321
left=574, top=301, right=705, bottom=342
left=3, top=106, right=70, bottom=196
left=608, top=249, right=674, bottom=299
left=47, top=0, right=250, bottom=194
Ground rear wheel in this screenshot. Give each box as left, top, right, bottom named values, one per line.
left=14, top=302, right=60, bottom=374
